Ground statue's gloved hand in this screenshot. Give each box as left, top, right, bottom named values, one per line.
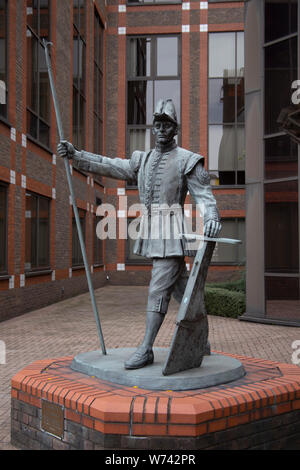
left=204, top=220, right=222, bottom=238
left=57, top=140, right=77, bottom=160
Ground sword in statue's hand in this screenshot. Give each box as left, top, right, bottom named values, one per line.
left=42, top=40, right=106, bottom=355
left=180, top=234, right=242, bottom=245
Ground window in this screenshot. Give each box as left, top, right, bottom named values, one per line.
left=265, top=134, right=298, bottom=180
left=0, top=183, right=8, bottom=273
left=94, top=8, right=104, bottom=155
left=0, top=0, right=8, bottom=119
left=72, top=207, right=85, bottom=267
left=127, top=35, right=181, bottom=161
left=208, top=32, right=245, bottom=186
left=263, top=0, right=299, bottom=306
left=264, top=34, right=298, bottom=179
left=73, top=0, right=86, bottom=150
left=26, top=0, right=50, bottom=147
left=25, top=192, right=50, bottom=271
left=127, top=0, right=181, bottom=4
left=93, top=198, right=103, bottom=265
left=265, top=181, right=299, bottom=274
left=265, top=0, right=297, bottom=43
left=211, top=218, right=245, bottom=264
left=264, top=37, right=298, bottom=137
left=126, top=218, right=152, bottom=265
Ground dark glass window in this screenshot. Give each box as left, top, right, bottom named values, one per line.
left=25, top=192, right=50, bottom=271
left=265, top=0, right=298, bottom=43
left=73, top=0, right=85, bottom=37
left=265, top=180, right=299, bottom=274
left=211, top=218, right=245, bottom=264
left=263, top=0, right=299, bottom=315
left=73, top=0, right=86, bottom=150
left=0, top=183, right=7, bottom=273
left=94, top=198, right=103, bottom=265
left=127, top=0, right=181, bottom=4
left=127, top=35, right=181, bottom=169
left=265, top=276, right=299, bottom=301
left=26, top=0, right=50, bottom=147
left=94, top=9, right=104, bottom=155
left=0, top=0, right=8, bottom=119
left=264, top=36, right=298, bottom=136
left=208, top=32, right=245, bottom=186
left=265, top=134, right=298, bottom=179
left=72, top=207, right=85, bottom=267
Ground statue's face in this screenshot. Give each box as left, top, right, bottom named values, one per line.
left=152, top=119, right=177, bottom=146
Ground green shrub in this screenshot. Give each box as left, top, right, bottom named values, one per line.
left=207, top=277, right=246, bottom=293
left=204, top=287, right=246, bottom=318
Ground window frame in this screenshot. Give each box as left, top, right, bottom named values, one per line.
left=25, top=191, right=51, bottom=273
left=127, top=0, right=181, bottom=5
left=73, top=0, right=86, bottom=150
left=0, top=182, right=8, bottom=275
left=0, top=0, right=8, bottom=121
left=26, top=0, right=51, bottom=148
left=126, top=34, right=181, bottom=188
left=208, top=31, right=245, bottom=187
left=93, top=7, right=104, bottom=156
left=72, top=206, right=86, bottom=268
left=263, top=0, right=299, bottom=303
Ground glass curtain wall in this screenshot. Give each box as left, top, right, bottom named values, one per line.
left=264, top=0, right=299, bottom=319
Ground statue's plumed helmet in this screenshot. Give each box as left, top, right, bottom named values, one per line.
left=153, top=99, right=178, bottom=125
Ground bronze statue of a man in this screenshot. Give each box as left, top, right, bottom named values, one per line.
left=57, top=99, right=221, bottom=370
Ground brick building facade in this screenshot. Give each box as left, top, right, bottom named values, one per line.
left=0, top=0, right=246, bottom=322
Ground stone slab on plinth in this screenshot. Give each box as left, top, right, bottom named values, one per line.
left=11, top=351, right=300, bottom=450
left=71, top=348, right=245, bottom=391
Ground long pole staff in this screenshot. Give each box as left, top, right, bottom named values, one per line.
left=43, top=40, right=106, bottom=355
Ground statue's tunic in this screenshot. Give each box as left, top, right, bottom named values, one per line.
left=75, top=144, right=220, bottom=259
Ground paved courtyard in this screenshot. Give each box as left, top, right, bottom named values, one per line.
left=1, top=285, right=299, bottom=450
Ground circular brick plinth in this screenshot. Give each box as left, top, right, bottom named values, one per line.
left=11, top=353, right=300, bottom=450
left=71, top=348, right=246, bottom=390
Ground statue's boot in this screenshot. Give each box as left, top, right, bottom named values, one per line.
left=124, top=311, right=164, bottom=369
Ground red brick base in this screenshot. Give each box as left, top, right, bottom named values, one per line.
left=11, top=352, right=300, bottom=450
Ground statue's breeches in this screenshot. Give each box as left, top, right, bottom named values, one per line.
left=147, top=257, right=188, bottom=314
